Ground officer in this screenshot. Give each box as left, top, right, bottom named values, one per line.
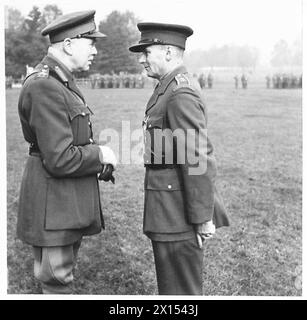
left=265, top=75, right=271, bottom=89
left=17, top=10, right=117, bottom=294
left=207, top=72, right=213, bottom=88
left=241, top=74, right=247, bottom=89
left=234, top=75, right=239, bottom=89
left=129, top=22, right=229, bottom=295
left=198, top=73, right=206, bottom=89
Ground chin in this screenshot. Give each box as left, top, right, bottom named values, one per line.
left=145, top=70, right=155, bottom=78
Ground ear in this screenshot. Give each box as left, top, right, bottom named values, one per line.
left=166, top=46, right=171, bottom=62
left=62, top=38, right=73, bottom=56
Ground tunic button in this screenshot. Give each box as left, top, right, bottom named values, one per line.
left=88, top=121, right=91, bottom=125
left=168, top=184, right=172, bottom=189
left=149, top=124, right=152, bottom=128
left=89, top=138, right=94, bottom=143
left=81, top=112, right=86, bottom=116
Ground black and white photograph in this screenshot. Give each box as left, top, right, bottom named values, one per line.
left=2, top=0, right=304, bottom=299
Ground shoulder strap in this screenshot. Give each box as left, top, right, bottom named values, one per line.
left=173, top=73, right=195, bottom=92
left=22, top=64, right=49, bottom=85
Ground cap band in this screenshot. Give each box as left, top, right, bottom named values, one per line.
left=49, top=19, right=96, bottom=43
left=140, top=38, right=165, bottom=44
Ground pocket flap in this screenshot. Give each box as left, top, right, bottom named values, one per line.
left=147, top=115, right=163, bottom=129
left=67, top=104, right=90, bottom=120
left=146, top=168, right=183, bottom=191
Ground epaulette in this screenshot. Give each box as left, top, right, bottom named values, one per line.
left=173, top=73, right=194, bottom=92
left=22, top=70, right=39, bottom=84
left=36, top=65, right=49, bottom=78
left=53, top=65, right=69, bottom=84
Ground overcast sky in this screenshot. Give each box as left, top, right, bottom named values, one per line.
left=3, top=0, right=303, bottom=62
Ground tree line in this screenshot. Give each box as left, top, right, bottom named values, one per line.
left=5, top=5, right=142, bottom=78
left=5, top=5, right=302, bottom=79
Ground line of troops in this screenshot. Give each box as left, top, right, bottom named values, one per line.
left=234, top=74, right=248, bottom=89
left=197, top=73, right=214, bottom=89
left=89, top=73, right=147, bottom=89
left=265, top=74, right=302, bottom=89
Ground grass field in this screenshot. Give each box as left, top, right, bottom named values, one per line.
left=6, top=84, right=302, bottom=296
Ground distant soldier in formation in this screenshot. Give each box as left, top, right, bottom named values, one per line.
left=198, top=73, right=206, bottom=89
left=107, top=74, right=113, bottom=88
left=265, top=75, right=271, bottom=89
left=299, top=75, right=302, bottom=88
left=281, top=74, right=288, bottom=89
left=234, top=75, right=239, bottom=89
left=90, top=77, right=96, bottom=89
left=6, top=76, right=13, bottom=89
left=207, top=73, right=213, bottom=88
left=130, top=74, right=136, bottom=88
left=241, top=74, right=247, bottom=89
left=277, top=74, right=282, bottom=89
left=137, top=74, right=145, bottom=88
left=290, top=75, right=297, bottom=88
left=271, top=73, right=301, bottom=89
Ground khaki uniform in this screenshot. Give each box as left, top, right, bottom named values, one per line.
left=17, top=54, right=104, bottom=248
left=142, top=65, right=229, bottom=294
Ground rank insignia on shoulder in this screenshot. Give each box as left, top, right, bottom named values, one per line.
left=173, top=73, right=194, bottom=91
left=36, top=65, right=49, bottom=78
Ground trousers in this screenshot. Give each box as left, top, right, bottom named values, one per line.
left=151, top=237, right=204, bottom=295
left=33, top=240, right=81, bottom=294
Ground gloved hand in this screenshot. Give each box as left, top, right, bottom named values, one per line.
left=99, top=145, right=117, bottom=168
left=194, top=220, right=216, bottom=248
left=98, top=164, right=115, bottom=184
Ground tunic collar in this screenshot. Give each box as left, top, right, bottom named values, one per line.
left=41, top=54, right=85, bottom=102
left=146, top=65, right=188, bottom=112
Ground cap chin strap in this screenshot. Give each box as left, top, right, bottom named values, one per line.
left=75, top=29, right=96, bottom=39
left=140, top=38, right=165, bottom=44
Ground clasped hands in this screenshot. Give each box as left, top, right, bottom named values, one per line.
left=194, top=220, right=216, bottom=249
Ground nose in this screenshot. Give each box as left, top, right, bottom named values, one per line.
left=139, top=53, right=146, bottom=64
left=92, top=46, right=97, bottom=56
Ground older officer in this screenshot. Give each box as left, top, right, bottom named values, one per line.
left=129, top=23, right=229, bottom=295
left=17, top=10, right=117, bottom=294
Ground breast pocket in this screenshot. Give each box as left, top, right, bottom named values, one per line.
left=67, top=105, right=92, bottom=146
left=144, top=115, right=166, bottom=164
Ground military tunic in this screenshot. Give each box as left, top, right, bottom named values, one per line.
left=17, top=54, right=104, bottom=247
left=143, top=65, right=229, bottom=242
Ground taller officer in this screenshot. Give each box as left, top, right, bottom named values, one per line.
left=129, top=23, right=229, bottom=295
left=17, top=10, right=117, bottom=294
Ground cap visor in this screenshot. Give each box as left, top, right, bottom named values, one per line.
left=129, top=43, right=152, bottom=52
left=85, top=31, right=106, bottom=38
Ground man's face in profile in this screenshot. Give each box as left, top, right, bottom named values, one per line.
left=70, top=38, right=97, bottom=72
left=138, top=45, right=166, bottom=79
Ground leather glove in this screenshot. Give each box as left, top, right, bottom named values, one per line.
left=98, top=164, right=115, bottom=184
left=194, top=220, right=216, bottom=248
